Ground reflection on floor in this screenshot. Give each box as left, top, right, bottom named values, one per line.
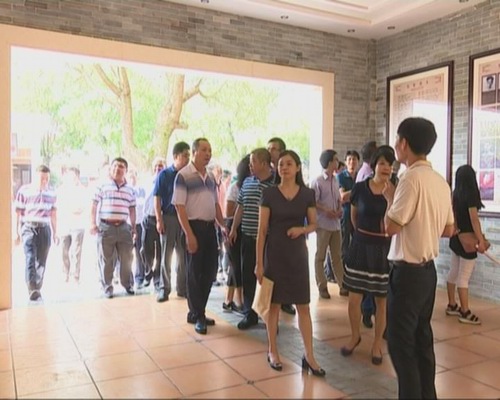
left=1, top=281, right=500, bottom=399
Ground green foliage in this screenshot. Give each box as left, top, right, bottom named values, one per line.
left=12, top=51, right=314, bottom=173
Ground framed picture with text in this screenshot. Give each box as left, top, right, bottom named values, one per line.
left=469, top=48, right=500, bottom=216
left=387, top=62, right=454, bottom=183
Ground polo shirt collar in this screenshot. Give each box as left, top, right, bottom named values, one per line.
left=407, top=160, right=432, bottom=170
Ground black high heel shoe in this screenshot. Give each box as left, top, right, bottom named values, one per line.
left=340, top=337, right=361, bottom=357
left=301, top=356, right=326, bottom=377
left=267, top=354, right=283, bottom=371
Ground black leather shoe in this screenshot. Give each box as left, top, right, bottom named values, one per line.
left=187, top=314, right=215, bottom=326
left=281, top=304, right=296, bottom=315
left=362, top=313, right=373, bottom=328
left=195, top=318, right=207, bottom=335
left=156, top=290, right=168, bottom=303
left=302, top=356, right=326, bottom=377
left=104, top=290, right=113, bottom=299
left=29, top=290, right=41, bottom=301
left=237, top=316, right=258, bottom=330
left=125, top=287, right=135, bottom=295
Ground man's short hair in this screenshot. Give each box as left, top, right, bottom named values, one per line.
left=319, top=149, right=337, bottom=169
left=267, top=137, right=286, bottom=152
left=192, top=138, right=209, bottom=153
left=360, top=141, right=377, bottom=162
left=36, top=165, right=50, bottom=174
left=251, top=147, right=271, bottom=164
left=172, top=141, right=190, bottom=156
left=111, top=157, right=128, bottom=169
left=345, top=150, right=360, bottom=161
left=66, top=166, right=80, bottom=177
left=152, top=157, right=165, bottom=168
left=397, top=117, right=437, bottom=156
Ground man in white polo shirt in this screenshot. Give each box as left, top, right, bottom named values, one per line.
left=383, top=117, right=454, bottom=399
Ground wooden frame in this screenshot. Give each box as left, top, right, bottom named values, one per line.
left=387, top=62, right=454, bottom=183
left=469, top=48, right=500, bottom=216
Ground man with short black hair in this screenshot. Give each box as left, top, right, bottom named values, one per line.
left=311, top=149, right=343, bottom=299
left=154, top=142, right=190, bottom=302
left=91, top=157, right=136, bottom=299
left=384, top=117, right=454, bottom=399
left=15, top=165, right=58, bottom=301
left=172, top=138, right=226, bottom=335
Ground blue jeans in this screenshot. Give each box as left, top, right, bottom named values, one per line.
left=22, top=223, right=51, bottom=294
left=362, top=293, right=376, bottom=316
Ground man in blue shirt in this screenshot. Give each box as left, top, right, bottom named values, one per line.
left=153, top=142, right=190, bottom=302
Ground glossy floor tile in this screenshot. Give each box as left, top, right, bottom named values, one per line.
left=3, top=275, right=500, bottom=399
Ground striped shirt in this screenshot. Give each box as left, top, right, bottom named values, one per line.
left=93, top=179, right=136, bottom=221
left=15, top=184, right=57, bottom=224
left=237, top=175, right=274, bottom=238
left=171, top=162, right=218, bottom=221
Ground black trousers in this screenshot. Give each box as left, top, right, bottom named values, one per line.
left=226, top=221, right=242, bottom=287
left=140, top=216, right=161, bottom=285
left=185, top=220, right=218, bottom=320
left=387, top=261, right=437, bottom=399
left=241, top=233, right=258, bottom=321
left=340, top=216, right=353, bottom=267
left=22, top=224, right=51, bottom=294
left=133, top=223, right=145, bottom=284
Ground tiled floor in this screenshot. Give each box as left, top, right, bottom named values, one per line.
left=2, top=282, right=500, bottom=399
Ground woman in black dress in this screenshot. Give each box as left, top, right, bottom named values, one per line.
left=255, top=150, right=324, bottom=376
left=341, top=146, right=395, bottom=365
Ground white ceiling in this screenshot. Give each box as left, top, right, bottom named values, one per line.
left=167, top=0, right=486, bottom=39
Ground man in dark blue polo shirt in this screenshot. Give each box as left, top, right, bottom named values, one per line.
left=153, top=142, right=190, bottom=302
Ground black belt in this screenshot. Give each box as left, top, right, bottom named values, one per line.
left=24, top=221, right=49, bottom=228
left=391, top=260, right=434, bottom=268
left=101, top=219, right=126, bottom=226
left=190, top=219, right=215, bottom=226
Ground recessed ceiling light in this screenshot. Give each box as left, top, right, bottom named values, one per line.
left=280, top=15, right=289, bottom=20
left=387, top=26, right=396, bottom=30
left=347, top=29, right=355, bottom=33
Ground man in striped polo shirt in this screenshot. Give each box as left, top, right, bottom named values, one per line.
left=90, top=157, right=136, bottom=299
left=15, top=165, right=58, bottom=301
left=172, top=138, right=226, bottom=335
left=229, top=148, right=274, bottom=330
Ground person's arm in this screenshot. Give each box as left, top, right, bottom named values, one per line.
left=350, top=204, right=358, bottom=231
left=441, top=224, right=456, bottom=238
left=468, top=207, right=487, bottom=252
left=229, top=205, right=243, bottom=244
left=15, top=210, right=22, bottom=245
left=154, top=196, right=164, bottom=235
left=255, top=205, right=270, bottom=284
left=50, top=208, right=59, bottom=244
left=215, top=202, right=225, bottom=230
left=225, top=200, right=237, bottom=219
left=339, top=188, right=351, bottom=204
left=90, top=201, right=98, bottom=235
left=175, top=204, right=197, bottom=253
left=129, top=206, right=136, bottom=238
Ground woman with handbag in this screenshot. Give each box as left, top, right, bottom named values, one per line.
left=255, top=150, right=324, bottom=376
left=446, top=165, right=488, bottom=325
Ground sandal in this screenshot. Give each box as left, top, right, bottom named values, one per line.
left=445, top=303, right=461, bottom=316
left=458, top=309, right=481, bottom=325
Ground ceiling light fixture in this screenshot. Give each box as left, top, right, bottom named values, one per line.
left=459, top=0, right=469, bottom=3
left=200, top=0, right=209, bottom=3
left=347, top=29, right=355, bottom=33
left=387, top=26, right=396, bottom=30
left=280, top=15, right=289, bottom=20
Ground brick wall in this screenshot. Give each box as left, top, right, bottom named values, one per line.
left=1, top=0, right=500, bottom=301
left=0, top=0, right=376, bottom=156
left=377, top=0, right=500, bottom=302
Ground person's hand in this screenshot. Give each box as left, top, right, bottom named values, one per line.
left=254, top=264, right=264, bottom=284
left=156, top=219, right=165, bottom=235
left=90, top=223, right=99, bottom=235
left=131, top=226, right=137, bottom=243
left=477, top=238, right=489, bottom=254
left=53, top=235, right=60, bottom=246
left=14, top=234, right=21, bottom=246
left=228, top=228, right=237, bottom=245
left=335, top=209, right=343, bottom=219
left=287, top=226, right=304, bottom=239
left=382, top=181, right=396, bottom=204
left=186, top=233, right=198, bottom=254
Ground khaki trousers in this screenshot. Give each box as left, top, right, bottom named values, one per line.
left=314, top=228, right=343, bottom=291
